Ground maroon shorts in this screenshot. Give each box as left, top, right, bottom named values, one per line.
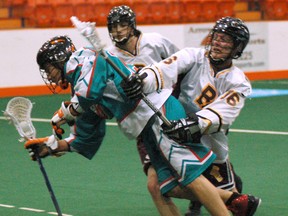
left=136, top=136, right=151, bottom=175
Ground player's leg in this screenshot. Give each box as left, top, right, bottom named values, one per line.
left=187, top=175, right=230, bottom=216
left=146, top=166, right=181, bottom=216
left=165, top=175, right=230, bottom=216
left=185, top=201, right=201, bottom=216
left=137, top=136, right=182, bottom=216
left=166, top=179, right=261, bottom=216
left=150, top=126, right=229, bottom=215
left=189, top=183, right=261, bottom=216
left=185, top=159, right=240, bottom=215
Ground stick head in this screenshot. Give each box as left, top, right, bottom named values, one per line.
left=3, top=97, right=36, bottom=140
left=70, top=16, right=106, bottom=52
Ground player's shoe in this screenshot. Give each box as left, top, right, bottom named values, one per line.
left=184, top=201, right=202, bottom=216
left=226, top=193, right=261, bottom=216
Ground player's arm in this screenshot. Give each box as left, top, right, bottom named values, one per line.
left=196, top=75, right=252, bottom=134
left=120, top=62, right=177, bottom=100
left=163, top=87, right=250, bottom=143
left=64, top=111, right=106, bottom=160
left=51, top=98, right=84, bottom=138
left=121, top=49, right=193, bottom=100
left=196, top=90, right=247, bottom=134
left=143, top=48, right=194, bottom=93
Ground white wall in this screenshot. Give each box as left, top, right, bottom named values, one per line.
left=0, top=21, right=287, bottom=88
left=267, top=21, right=288, bottom=70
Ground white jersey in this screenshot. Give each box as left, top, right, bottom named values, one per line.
left=106, top=32, right=179, bottom=67
left=141, top=47, right=252, bottom=162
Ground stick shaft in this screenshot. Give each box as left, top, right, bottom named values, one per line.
left=35, top=151, right=62, bottom=216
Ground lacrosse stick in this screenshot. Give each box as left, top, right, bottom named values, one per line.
left=70, top=16, right=172, bottom=128
left=3, top=97, right=62, bottom=216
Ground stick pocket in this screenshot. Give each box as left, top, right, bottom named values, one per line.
left=3, top=97, right=36, bottom=141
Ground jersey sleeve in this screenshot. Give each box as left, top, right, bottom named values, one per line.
left=64, top=110, right=106, bottom=160
left=140, top=48, right=201, bottom=94
left=67, top=49, right=134, bottom=112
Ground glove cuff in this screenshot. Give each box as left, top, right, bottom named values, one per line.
left=46, top=135, right=58, bottom=150
left=61, top=102, right=76, bottom=122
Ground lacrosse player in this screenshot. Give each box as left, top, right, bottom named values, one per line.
left=122, top=17, right=261, bottom=216
left=106, top=5, right=181, bottom=215
left=24, top=34, right=262, bottom=216
left=175, top=17, right=256, bottom=216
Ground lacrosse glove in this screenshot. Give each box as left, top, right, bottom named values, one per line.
left=24, top=135, right=62, bottom=161
left=162, top=113, right=202, bottom=144
left=121, top=72, right=147, bottom=100
left=51, top=101, right=82, bottom=139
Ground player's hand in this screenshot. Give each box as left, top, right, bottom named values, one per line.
left=162, top=113, right=201, bottom=144
left=121, top=72, right=147, bottom=100
left=24, top=135, right=60, bottom=161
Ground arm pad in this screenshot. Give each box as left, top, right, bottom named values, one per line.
left=51, top=101, right=83, bottom=125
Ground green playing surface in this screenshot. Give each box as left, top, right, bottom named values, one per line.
left=0, top=79, right=287, bottom=215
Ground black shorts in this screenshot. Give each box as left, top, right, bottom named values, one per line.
left=202, top=160, right=235, bottom=191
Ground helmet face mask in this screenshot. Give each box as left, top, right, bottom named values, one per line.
left=37, top=35, right=75, bottom=93
left=40, top=63, right=64, bottom=94
left=208, top=17, right=250, bottom=65
left=109, top=22, right=134, bottom=45
left=107, top=5, right=136, bottom=45
left=209, top=32, right=234, bottom=64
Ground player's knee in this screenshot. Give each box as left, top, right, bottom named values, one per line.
left=165, top=186, right=184, bottom=199
left=146, top=166, right=160, bottom=196
left=147, top=178, right=160, bottom=197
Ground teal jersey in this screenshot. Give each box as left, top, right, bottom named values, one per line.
left=65, top=48, right=137, bottom=121
left=65, top=109, right=106, bottom=160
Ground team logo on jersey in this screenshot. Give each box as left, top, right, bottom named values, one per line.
left=195, top=84, right=217, bottom=108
